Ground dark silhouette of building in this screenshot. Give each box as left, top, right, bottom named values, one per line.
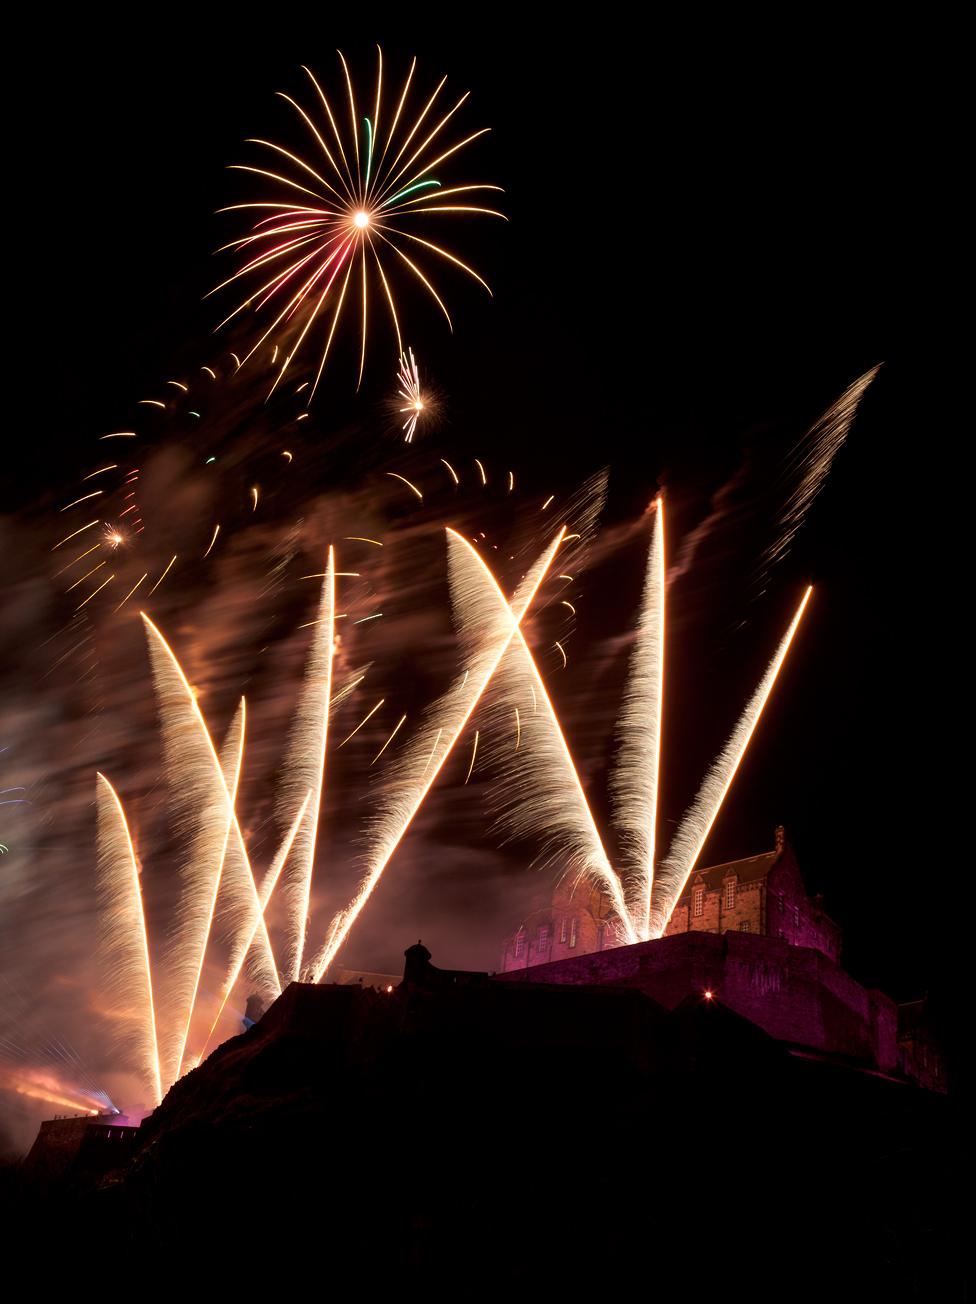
left=10, top=945, right=957, bottom=1289
left=22, top=1111, right=138, bottom=1186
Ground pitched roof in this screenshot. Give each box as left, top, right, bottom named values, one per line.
left=677, top=848, right=780, bottom=900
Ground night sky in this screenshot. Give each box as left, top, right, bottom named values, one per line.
left=1, top=17, right=957, bottom=1139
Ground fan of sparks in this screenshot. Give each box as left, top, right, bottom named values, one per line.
left=397, top=348, right=425, bottom=442
left=212, top=50, right=504, bottom=397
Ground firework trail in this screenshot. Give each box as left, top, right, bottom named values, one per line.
left=397, top=348, right=425, bottom=441
left=277, top=549, right=335, bottom=984
left=648, top=586, right=813, bottom=937
left=213, top=49, right=504, bottom=395
left=199, top=790, right=312, bottom=1057
left=760, top=366, right=880, bottom=583
left=158, top=692, right=244, bottom=1088
left=307, top=526, right=566, bottom=981
left=94, top=774, right=163, bottom=1107
left=141, top=619, right=280, bottom=1087
left=450, top=539, right=635, bottom=939
left=611, top=495, right=666, bottom=939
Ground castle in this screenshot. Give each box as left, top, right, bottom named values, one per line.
left=499, top=828, right=943, bottom=1090
left=500, top=826, right=841, bottom=968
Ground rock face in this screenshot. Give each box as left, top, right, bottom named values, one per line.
left=10, top=958, right=957, bottom=1290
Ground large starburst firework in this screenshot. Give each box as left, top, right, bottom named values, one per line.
left=212, top=49, right=505, bottom=397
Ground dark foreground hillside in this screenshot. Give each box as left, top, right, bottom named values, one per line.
left=6, top=955, right=959, bottom=1295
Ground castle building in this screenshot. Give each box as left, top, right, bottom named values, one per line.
left=500, top=826, right=841, bottom=971
left=498, top=827, right=944, bottom=1090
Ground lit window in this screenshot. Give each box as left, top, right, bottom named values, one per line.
left=725, top=880, right=735, bottom=909
left=538, top=924, right=550, bottom=950
left=693, top=888, right=704, bottom=917
left=740, top=921, right=751, bottom=932
left=514, top=930, right=525, bottom=958
left=559, top=919, right=567, bottom=944
left=569, top=918, right=578, bottom=948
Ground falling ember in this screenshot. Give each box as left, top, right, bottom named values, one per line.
left=649, top=586, right=814, bottom=937
left=276, top=550, right=336, bottom=985
left=307, top=526, right=566, bottom=982
left=386, top=471, right=423, bottom=500
left=52, top=520, right=99, bottom=551
left=95, top=774, right=163, bottom=1106
left=148, top=555, right=177, bottom=596
left=440, top=459, right=459, bottom=485
left=65, top=561, right=107, bottom=593
left=474, top=458, right=487, bottom=485
left=251, top=486, right=260, bottom=511
left=371, top=713, right=407, bottom=765
left=76, top=573, right=114, bottom=611
left=212, top=50, right=503, bottom=396
left=612, top=494, right=666, bottom=939
left=113, top=573, right=148, bottom=614
left=53, top=543, right=100, bottom=578
left=464, top=729, right=479, bottom=783
left=203, top=524, right=220, bottom=558
left=337, top=698, right=385, bottom=747
left=60, top=490, right=103, bottom=511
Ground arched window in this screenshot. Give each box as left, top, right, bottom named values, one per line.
left=693, top=887, right=704, bottom=917
left=514, top=928, right=526, bottom=958
left=537, top=923, right=550, bottom=950
left=569, top=918, right=578, bottom=948
left=725, top=880, right=736, bottom=910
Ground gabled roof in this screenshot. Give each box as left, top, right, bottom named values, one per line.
left=677, top=848, right=780, bottom=900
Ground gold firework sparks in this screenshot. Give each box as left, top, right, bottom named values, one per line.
left=211, top=49, right=504, bottom=397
